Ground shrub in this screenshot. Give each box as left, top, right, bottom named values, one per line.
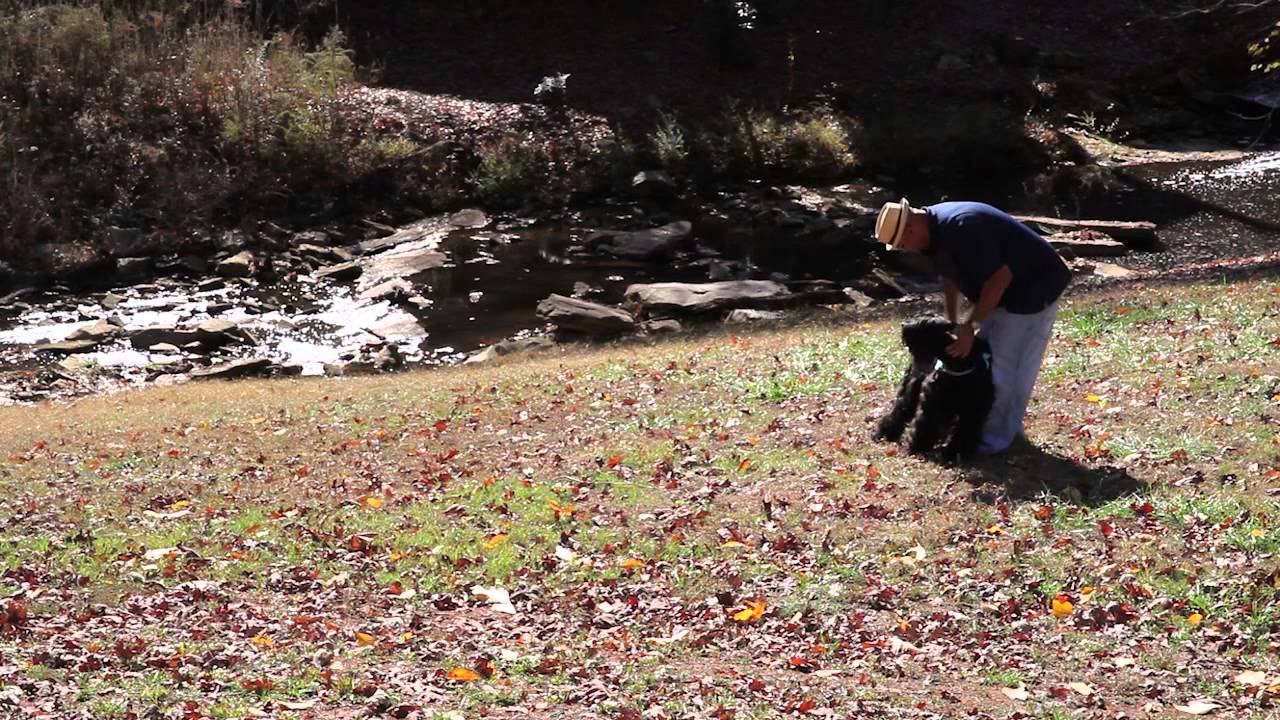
left=469, top=135, right=538, bottom=209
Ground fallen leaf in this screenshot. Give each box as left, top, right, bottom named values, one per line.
left=355, top=632, right=377, bottom=646
left=1174, top=701, right=1220, bottom=715
left=1235, top=670, right=1269, bottom=686
left=472, top=585, right=517, bottom=614
left=1067, top=682, right=1095, bottom=696
left=621, top=558, right=645, bottom=569
left=483, top=533, right=508, bottom=550
left=733, top=598, right=767, bottom=623
left=1051, top=594, right=1074, bottom=619
left=1000, top=685, right=1030, bottom=701
left=447, top=667, right=481, bottom=682
left=1187, top=612, right=1203, bottom=626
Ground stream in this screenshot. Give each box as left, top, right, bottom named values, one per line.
left=2, top=146, right=1278, bottom=405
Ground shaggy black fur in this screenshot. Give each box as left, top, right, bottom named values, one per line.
left=873, top=316, right=995, bottom=462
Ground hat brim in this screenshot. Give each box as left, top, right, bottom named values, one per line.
left=881, top=198, right=912, bottom=249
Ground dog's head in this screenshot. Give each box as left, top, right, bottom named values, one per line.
left=901, top=316, right=955, bottom=362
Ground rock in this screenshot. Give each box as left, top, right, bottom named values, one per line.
left=313, top=261, right=363, bottom=281
left=725, top=309, right=787, bottom=324
left=358, top=278, right=415, bottom=303
left=215, top=251, right=256, bottom=278
left=115, top=256, right=155, bottom=283
left=624, top=280, right=790, bottom=315
left=57, top=356, right=96, bottom=372
left=67, top=321, right=119, bottom=343
left=631, top=170, right=678, bottom=198
left=106, top=227, right=154, bottom=257
left=129, top=320, right=249, bottom=351
left=449, top=209, right=490, bottom=229
left=197, top=319, right=254, bottom=345
left=357, top=216, right=453, bottom=255
left=101, top=292, right=125, bottom=310
left=214, top=230, right=249, bottom=252
left=1087, top=261, right=1136, bottom=279
left=178, top=255, right=211, bottom=275
left=536, top=294, right=636, bottom=335
left=465, top=336, right=556, bottom=365
left=357, top=242, right=446, bottom=289
left=1048, top=230, right=1129, bottom=257
left=148, top=343, right=182, bottom=354
left=639, top=319, right=683, bottom=335
left=841, top=288, right=876, bottom=308
left=189, top=357, right=274, bottom=380
left=292, top=230, right=332, bottom=246
left=153, top=374, right=190, bottom=388
left=197, top=278, right=227, bottom=292
left=374, top=344, right=405, bottom=372
left=571, top=282, right=602, bottom=298
left=587, top=221, right=693, bottom=260
left=33, top=339, right=102, bottom=355
left=298, top=244, right=354, bottom=264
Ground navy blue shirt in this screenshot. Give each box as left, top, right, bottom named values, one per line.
left=926, top=202, right=1071, bottom=314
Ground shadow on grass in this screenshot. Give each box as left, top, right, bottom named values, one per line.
left=959, top=442, right=1148, bottom=507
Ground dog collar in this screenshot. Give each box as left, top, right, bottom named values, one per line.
left=934, top=352, right=991, bottom=377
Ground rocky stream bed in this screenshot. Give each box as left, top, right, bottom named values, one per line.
left=2, top=144, right=1278, bottom=405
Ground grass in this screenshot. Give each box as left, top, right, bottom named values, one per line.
left=2, top=276, right=1280, bottom=718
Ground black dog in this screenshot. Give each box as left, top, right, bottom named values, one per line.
left=873, top=317, right=995, bottom=461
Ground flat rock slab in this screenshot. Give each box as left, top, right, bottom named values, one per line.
left=536, top=294, right=636, bottom=335
left=1048, top=230, right=1129, bottom=258
left=33, top=339, right=102, bottom=355
left=313, top=261, right=363, bottom=281
left=725, top=309, right=787, bottom=324
left=465, top=335, right=556, bottom=365
left=357, top=216, right=454, bottom=255
left=588, top=221, right=692, bottom=260
left=215, top=251, right=256, bottom=277
left=190, top=358, right=274, bottom=380
left=67, top=321, right=120, bottom=343
left=358, top=241, right=447, bottom=289
left=624, top=280, right=790, bottom=315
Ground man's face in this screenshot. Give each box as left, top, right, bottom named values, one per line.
left=895, top=214, right=929, bottom=253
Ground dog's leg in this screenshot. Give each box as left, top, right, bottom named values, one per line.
left=907, top=377, right=951, bottom=455
left=944, top=383, right=996, bottom=461
left=874, top=365, right=924, bottom=442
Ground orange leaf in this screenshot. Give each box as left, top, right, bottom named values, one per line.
left=738, top=458, right=753, bottom=472
left=733, top=598, right=767, bottom=623
left=483, top=534, right=509, bottom=550
left=1187, top=612, right=1203, bottom=626
left=447, top=667, right=481, bottom=682
left=363, top=496, right=384, bottom=509
left=355, top=632, right=377, bottom=646
left=1051, top=594, right=1074, bottom=619
left=621, top=558, right=645, bottom=569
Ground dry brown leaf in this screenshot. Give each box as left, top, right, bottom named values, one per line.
left=1174, top=701, right=1220, bottom=715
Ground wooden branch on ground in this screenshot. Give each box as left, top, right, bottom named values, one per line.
left=1012, top=215, right=1159, bottom=247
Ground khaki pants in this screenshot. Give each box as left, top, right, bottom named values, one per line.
left=977, top=302, right=1059, bottom=454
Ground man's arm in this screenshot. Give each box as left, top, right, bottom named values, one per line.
left=941, top=277, right=961, bottom=324
left=947, top=264, right=1012, bottom=357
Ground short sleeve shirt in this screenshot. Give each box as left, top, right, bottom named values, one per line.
left=925, top=201, right=1071, bottom=314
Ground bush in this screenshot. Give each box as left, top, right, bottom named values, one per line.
left=0, top=4, right=393, bottom=268
left=469, top=135, right=538, bottom=209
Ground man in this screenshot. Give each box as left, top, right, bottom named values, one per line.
left=874, top=198, right=1071, bottom=454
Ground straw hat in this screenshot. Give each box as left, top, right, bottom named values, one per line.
left=875, top=198, right=912, bottom=249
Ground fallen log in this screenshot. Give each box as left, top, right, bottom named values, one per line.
left=1012, top=215, right=1158, bottom=248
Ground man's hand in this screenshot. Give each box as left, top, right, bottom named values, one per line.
left=946, top=322, right=975, bottom=358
